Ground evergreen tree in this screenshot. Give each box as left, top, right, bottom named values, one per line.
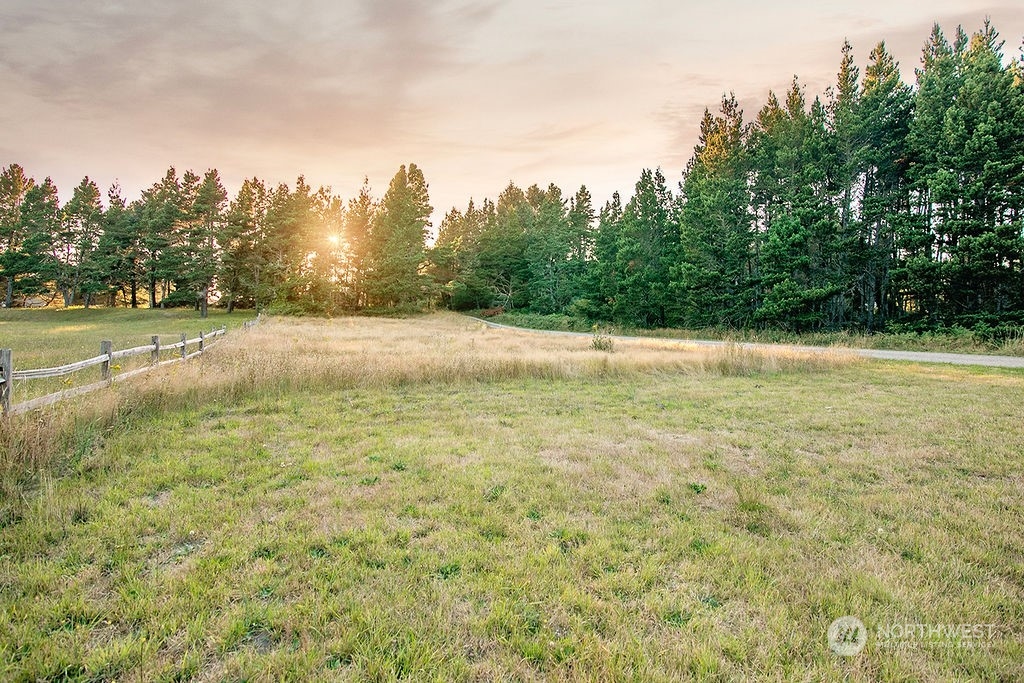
left=474, top=183, right=532, bottom=310
left=190, top=170, right=227, bottom=317
left=53, top=177, right=104, bottom=307
left=138, top=168, right=182, bottom=307
left=364, top=164, right=432, bottom=308
left=0, top=18, right=1019, bottom=329
left=91, top=183, right=138, bottom=307
left=341, top=179, right=377, bottom=309
left=565, top=185, right=596, bottom=311
left=11, top=177, right=60, bottom=305
left=261, top=177, right=332, bottom=310
left=154, top=170, right=202, bottom=306
left=0, top=164, right=36, bottom=307
left=428, top=207, right=465, bottom=310
left=612, top=168, right=676, bottom=327
left=831, top=39, right=861, bottom=248
left=590, top=192, right=624, bottom=321
left=852, top=42, right=914, bottom=330
left=750, top=80, right=846, bottom=330
left=932, top=22, right=1024, bottom=324
left=430, top=204, right=480, bottom=311
left=434, top=198, right=493, bottom=310
left=523, top=183, right=574, bottom=314
left=675, top=95, right=755, bottom=327
left=307, top=192, right=344, bottom=313
left=901, top=25, right=961, bottom=325
left=220, top=177, right=269, bottom=312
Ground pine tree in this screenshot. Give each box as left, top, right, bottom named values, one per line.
left=565, top=185, right=596, bottom=311
left=190, top=170, right=227, bottom=317
left=751, top=80, right=846, bottom=330
left=8, top=177, right=60, bottom=306
left=364, top=164, right=432, bottom=308
left=54, top=177, right=104, bottom=307
left=940, top=22, right=1024, bottom=323
left=832, top=39, right=861, bottom=243
left=590, top=192, right=623, bottom=320
left=261, top=177, right=331, bottom=310
left=138, top=168, right=181, bottom=307
left=91, top=183, right=138, bottom=307
left=307, top=192, right=344, bottom=313
left=161, top=170, right=202, bottom=306
left=852, top=41, right=914, bottom=330
left=897, top=24, right=962, bottom=325
left=341, top=179, right=377, bottom=309
left=474, top=183, right=532, bottom=310
left=431, top=200, right=492, bottom=311
left=523, top=183, right=574, bottom=314
left=675, top=95, right=755, bottom=327
left=612, top=168, right=676, bottom=327
left=0, top=164, right=36, bottom=307
left=262, top=183, right=294, bottom=307
left=220, top=178, right=269, bottom=312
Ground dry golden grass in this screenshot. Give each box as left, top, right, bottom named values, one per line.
left=2, top=314, right=1023, bottom=680
left=1, top=313, right=855, bottom=517
left=197, top=313, right=858, bottom=387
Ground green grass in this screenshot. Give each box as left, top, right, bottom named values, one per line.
left=489, top=311, right=1024, bottom=357
left=0, top=307, right=252, bottom=368
left=0, top=307, right=254, bottom=404
left=0, top=315, right=1022, bottom=680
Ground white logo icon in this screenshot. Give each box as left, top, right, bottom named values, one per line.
left=828, top=616, right=867, bottom=656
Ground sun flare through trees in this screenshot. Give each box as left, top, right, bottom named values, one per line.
left=1, top=20, right=1022, bottom=336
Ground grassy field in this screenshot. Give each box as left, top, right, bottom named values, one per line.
left=1, top=313, right=1022, bottom=680
left=489, top=311, right=1024, bottom=357
left=0, top=307, right=252, bottom=367
left=0, top=308, right=254, bottom=405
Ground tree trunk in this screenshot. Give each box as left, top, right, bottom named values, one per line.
left=130, top=275, right=138, bottom=309
left=4, top=278, right=12, bottom=309
left=200, top=287, right=209, bottom=318
left=148, top=274, right=157, bottom=309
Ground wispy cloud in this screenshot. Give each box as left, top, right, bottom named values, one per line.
left=0, top=0, right=1022, bottom=216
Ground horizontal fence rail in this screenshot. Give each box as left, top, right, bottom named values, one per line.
left=0, top=323, right=240, bottom=416
left=111, top=344, right=158, bottom=360
left=11, top=354, right=109, bottom=381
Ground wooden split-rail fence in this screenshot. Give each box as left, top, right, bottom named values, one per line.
left=0, top=326, right=232, bottom=416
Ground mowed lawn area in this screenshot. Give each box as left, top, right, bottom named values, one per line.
left=1, top=313, right=1022, bottom=681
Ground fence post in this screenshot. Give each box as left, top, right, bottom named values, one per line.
left=100, top=340, right=113, bottom=382
left=180, top=333, right=187, bottom=360
left=199, top=330, right=205, bottom=354
left=151, top=335, right=160, bottom=364
left=0, top=348, right=11, bottom=415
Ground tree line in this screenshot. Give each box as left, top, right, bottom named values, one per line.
left=438, top=21, right=1024, bottom=336
left=2, top=21, right=1022, bottom=335
left=0, top=161, right=432, bottom=317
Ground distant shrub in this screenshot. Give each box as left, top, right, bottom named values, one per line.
left=591, top=328, right=614, bottom=353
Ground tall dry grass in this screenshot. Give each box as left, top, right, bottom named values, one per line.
left=0, top=313, right=856, bottom=515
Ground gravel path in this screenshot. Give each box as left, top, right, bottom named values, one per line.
left=469, top=317, right=1024, bottom=369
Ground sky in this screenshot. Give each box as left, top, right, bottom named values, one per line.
left=2, top=0, right=1023, bottom=231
